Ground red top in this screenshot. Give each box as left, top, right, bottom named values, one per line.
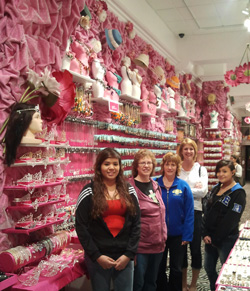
left=103, top=199, right=126, bottom=237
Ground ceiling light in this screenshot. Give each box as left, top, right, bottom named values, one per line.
left=243, top=1, right=250, bottom=15
left=242, top=8, right=249, bottom=15
left=244, top=17, right=250, bottom=30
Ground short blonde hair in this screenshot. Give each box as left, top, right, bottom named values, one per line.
left=178, top=138, right=197, bottom=161
left=160, top=152, right=181, bottom=176
left=132, top=149, right=156, bottom=177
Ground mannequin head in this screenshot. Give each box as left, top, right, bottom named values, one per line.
left=4, top=103, right=42, bottom=166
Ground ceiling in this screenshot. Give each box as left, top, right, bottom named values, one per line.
left=108, top=0, right=250, bottom=120
left=146, top=0, right=250, bottom=119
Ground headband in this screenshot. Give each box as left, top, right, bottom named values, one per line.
left=16, top=105, right=40, bottom=114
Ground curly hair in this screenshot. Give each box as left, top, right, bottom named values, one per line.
left=178, top=138, right=197, bottom=161
left=160, top=152, right=182, bottom=176
left=91, top=148, right=136, bottom=219
left=131, top=149, right=156, bottom=178
left=4, top=103, right=38, bottom=166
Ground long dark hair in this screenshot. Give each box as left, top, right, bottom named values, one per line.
left=92, top=148, right=136, bottom=219
left=4, top=103, right=38, bottom=166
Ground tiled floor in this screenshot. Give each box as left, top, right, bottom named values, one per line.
left=186, top=182, right=250, bottom=291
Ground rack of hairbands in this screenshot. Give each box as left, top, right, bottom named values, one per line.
left=203, top=140, right=223, bottom=189
left=0, top=231, right=71, bottom=273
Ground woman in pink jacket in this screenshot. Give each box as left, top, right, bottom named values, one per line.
left=129, top=149, right=167, bottom=291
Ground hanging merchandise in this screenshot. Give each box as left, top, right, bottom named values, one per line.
left=74, top=86, right=93, bottom=117
left=224, top=43, right=250, bottom=86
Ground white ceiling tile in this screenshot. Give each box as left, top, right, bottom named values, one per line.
left=157, top=8, right=183, bottom=22
left=196, top=17, right=222, bottom=28
left=189, top=4, right=219, bottom=19
left=178, top=7, right=194, bottom=20
left=166, top=20, right=187, bottom=32
left=184, top=0, right=213, bottom=5
left=146, top=0, right=176, bottom=10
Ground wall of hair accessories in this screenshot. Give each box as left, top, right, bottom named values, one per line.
left=0, top=0, right=243, bottom=289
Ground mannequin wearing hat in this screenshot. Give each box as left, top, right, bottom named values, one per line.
left=120, top=56, right=133, bottom=96
left=92, top=59, right=106, bottom=98
left=209, top=110, right=219, bottom=129
left=131, top=69, right=142, bottom=100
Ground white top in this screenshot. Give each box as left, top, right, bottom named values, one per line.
left=235, top=163, right=242, bottom=178
left=179, top=162, right=208, bottom=211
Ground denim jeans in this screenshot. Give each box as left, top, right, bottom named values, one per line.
left=204, top=234, right=238, bottom=291
left=183, top=210, right=202, bottom=269
left=156, top=236, right=185, bottom=291
left=85, top=255, right=134, bottom=291
left=134, top=252, right=163, bottom=291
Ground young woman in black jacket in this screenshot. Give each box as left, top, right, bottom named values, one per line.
left=202, top=160, right=246, bottom=291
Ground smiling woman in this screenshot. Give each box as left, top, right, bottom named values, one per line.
left=129, top=149, right=167, bottom=291
left=156, top=152, right=194, bottom=291
left=202, top=159, right=246, bottom=291
left=75, top=148, right=141, bottom=291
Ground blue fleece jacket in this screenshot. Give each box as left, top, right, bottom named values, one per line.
left=156, top=176, right=194, bottom=242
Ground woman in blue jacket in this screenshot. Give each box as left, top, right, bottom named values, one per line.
left=156, top=152, right=194, bottom=291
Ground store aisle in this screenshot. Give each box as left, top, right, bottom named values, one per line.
left=189, top=182, right=250, bottom=291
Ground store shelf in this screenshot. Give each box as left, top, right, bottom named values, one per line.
left=120, top=94, right=140, bottom=102
left=2, top=219, right=64, bottom=235
left=176, top=115, right=190, bottom=120
left=20, top=141, right=69, bottom=148
left=4, top=180, right=66, bottom=191
left=63, top=69, right=95, bottom=84
left=169, top=108, right=179, bottom=113
left=140, top=112, right=151, bottom=116
left=156, top=108, right=170, bottom=114
left=7, top=199, right=65, bottom=211
left=11, top=157, right=69, bottom=167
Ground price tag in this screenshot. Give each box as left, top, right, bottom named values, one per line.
left=151, top=117, right=156, bottom=124
left=109, top=101, right=119, bottom=113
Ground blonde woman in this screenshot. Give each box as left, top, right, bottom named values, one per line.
left=129, top=149, right=167, bottom=291
left=178, top=138, right=208, bottom=291
left=156, top=152, right=194, bottom=291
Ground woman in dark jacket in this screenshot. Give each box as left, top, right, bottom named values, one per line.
left=202, top=159, right=246, bottom=291
left=75, top=148, right=140, bottom=291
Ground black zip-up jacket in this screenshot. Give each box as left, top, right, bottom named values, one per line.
left=202, top=183, right=246, bottom=247
left=75, top=182, right=141, bottom=262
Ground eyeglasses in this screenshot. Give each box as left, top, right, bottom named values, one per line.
left=138, top=162, right=153, bottom=166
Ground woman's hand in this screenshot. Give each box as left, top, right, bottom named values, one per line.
left=203, top=236, right=212, bottom=244
left=115, top=255, right=130, bottom=271
left=181, top=241, right=189, bottom=245
left=194, top=182, right=203, bottom=189
left=97, top=255, right=116, bottom=269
